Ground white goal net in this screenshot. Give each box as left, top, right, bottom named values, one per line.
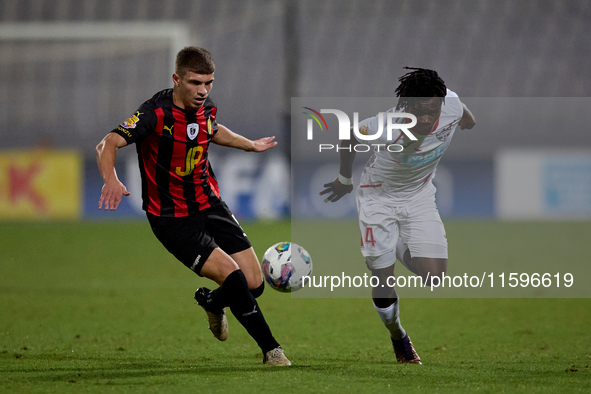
left=0, top=22, right=190, bottom=152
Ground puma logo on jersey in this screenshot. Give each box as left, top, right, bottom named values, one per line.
left=163, top=125, right=174, bottom=134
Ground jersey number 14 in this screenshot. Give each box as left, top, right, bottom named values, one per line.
left=361, top=227, right=376, bottom=247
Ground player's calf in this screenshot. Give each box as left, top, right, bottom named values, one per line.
left=223, top=270, right=281, bottom=352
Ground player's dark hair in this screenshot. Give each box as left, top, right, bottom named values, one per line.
left=395, top=67, right=446, bottom=110
left=175, top=46, right=215, bottom=77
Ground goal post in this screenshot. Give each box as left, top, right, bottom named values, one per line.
left=0, top=22, right=191, bottom=73
left=0, top=21, right=192, bottom=152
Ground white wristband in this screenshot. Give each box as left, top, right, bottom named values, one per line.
left=338, top=174, right=353, bottom=185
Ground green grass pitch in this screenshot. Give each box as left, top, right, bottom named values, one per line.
left=1, top=220, right=590, bottom=393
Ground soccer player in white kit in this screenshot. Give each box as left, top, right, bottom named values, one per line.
left=321, top=68, right=476, bottom=364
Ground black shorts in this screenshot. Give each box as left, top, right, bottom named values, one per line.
left=147, top=202, right=252, bottom=276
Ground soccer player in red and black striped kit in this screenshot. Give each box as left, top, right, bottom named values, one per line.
left=96, top=46, right=290, bottom=366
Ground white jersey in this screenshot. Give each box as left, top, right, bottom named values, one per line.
left=355, top=89, right=464, bottom=202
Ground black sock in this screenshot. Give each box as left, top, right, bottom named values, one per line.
left=250, top=282, right=264, bottom=298
left=207, top=287, right=228, bottom=314
left=220, top=270, right=279, bottom=353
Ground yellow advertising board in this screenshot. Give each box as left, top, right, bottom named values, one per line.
left=0, top=150, right=82, bottom=220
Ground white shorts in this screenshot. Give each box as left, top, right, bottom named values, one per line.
left=355, top=182, right=448, bottom=270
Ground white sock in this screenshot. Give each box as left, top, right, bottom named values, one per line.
left=373, top=299, right=406, bottom=340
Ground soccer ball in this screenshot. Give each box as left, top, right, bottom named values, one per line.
left=261, top=242, right=313, bottom=292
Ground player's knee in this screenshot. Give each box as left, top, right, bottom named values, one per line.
left=428, top=259, right=447, bottom=278
left=200, top=249, right=241, bottom=285
left=413, top=257, right=447, bottom=284
left=250, top=281, right=264, bottom=298
left=366, top=252, right=395, bottom=271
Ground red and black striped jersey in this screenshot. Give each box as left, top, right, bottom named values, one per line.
left=112, top=89, right=221, bottom=217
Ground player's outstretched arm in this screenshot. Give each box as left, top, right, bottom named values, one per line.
left=212, top=124, right=277, bottom=152
left=319, top=139, right=355, bottom=203
left=459, top=103, right=476, bottom=130
left=96, top=132, right=130, bottom=211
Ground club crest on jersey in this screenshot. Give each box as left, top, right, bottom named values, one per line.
left=435, top=128, right=451, bottom=142
left=187, top=123, right=199, bottom=140
left=120, top=111, right=143, bottom=129
left=435, top=119, right=459, bottom=141
left=207, top=117, right=213, bottom=135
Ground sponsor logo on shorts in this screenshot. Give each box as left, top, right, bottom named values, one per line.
left=191, top=255, right=202, bottom=271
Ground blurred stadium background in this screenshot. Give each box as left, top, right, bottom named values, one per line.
left=0, top=0, right=590, bottom=221
left=2, top=4, right=591, bottom=391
